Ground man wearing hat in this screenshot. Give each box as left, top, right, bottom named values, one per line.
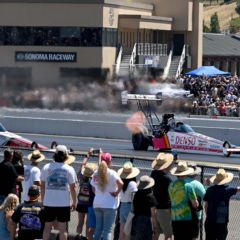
left=10, top=185, right=44, bottom=240
left=150, top=153, right=174, bottom=240
left=204, top=168, right=240, bottom=240
left=41, top=145, right=77, bottom=240
left=168, top=161, right=199, bottom=240
left=131, top=175, right=156, bottom=240
left=23, top=150, right=45, bottom=202
left=185, top=163, right=206, bottom=240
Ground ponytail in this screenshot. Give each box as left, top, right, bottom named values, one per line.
left=97, top=161, right=109, bottom=192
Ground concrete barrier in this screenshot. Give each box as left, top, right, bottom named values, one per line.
left=0, top=116, right=131, bottom=140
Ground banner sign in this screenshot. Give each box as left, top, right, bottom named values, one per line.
left=15, top=51, right=77, bottom=62
left=144, top=56, right=160, bottom=67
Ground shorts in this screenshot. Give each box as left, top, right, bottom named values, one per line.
left=76, top=204, right=88, bottom=213
left=44, top=206, right=71, bottom=222
left=87, top=207, right=96, bottom=228
left=155, top=209, right=173, bottom=237
left=119, top=202, right=131, bottom=224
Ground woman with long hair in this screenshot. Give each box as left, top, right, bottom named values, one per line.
left=117, top=162, right=140, bottom=240
left=0, top=193, right=19, bottom=239
left=91, top=153, right=123, bottom=240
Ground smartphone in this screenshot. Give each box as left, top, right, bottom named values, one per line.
left=92, top=149, right=101, bottom=154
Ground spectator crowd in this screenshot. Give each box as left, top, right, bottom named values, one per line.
left=0, top=145, right=239, bottom=240
left=179, top=75, right=240, bottom=117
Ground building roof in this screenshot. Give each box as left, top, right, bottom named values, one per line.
left=203, top=33, right=240, bottom=57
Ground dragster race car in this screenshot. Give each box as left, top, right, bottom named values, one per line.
left=0, top=122, right=49, bottom=150
left=122, top=92, right=232, bottom=156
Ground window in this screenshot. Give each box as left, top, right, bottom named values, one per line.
left=0, top=26, right=118, bottom=47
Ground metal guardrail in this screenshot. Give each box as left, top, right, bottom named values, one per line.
left=175, top=44, right=186, bottom=79
left=129, top=43, right=137, bottom=72
left=136, top=43, right=168, bottom=56
left=3, top=146, right=240, bottom=240
left=115, top=46, right=123, bottom=75
left=162, top=46, right=173, bottom=79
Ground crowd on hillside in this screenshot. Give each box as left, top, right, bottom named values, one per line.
left=0, top=146, right=239, bottom=240
left=178, top=75, right=240, bottom=117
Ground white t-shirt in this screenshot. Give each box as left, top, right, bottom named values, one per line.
left=41, top=162, right=77, bottom=207
left=91, top=168, right=121, bottom=209
left=23, top=165, right=41, bottom=202
left=120, top=181, right=137, bottom=203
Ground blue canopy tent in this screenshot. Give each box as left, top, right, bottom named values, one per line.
left=185, top=66, right=230, bottom=77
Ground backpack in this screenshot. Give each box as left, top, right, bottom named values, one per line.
left=77, top=178, right=91, bottom=206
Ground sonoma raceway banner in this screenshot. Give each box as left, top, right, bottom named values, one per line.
left=15, top=51, right=77, bottom=62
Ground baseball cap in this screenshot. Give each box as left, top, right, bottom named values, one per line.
left=101, top=152, right=112, bottom=164
left=28, top=185, right=40, bottom=197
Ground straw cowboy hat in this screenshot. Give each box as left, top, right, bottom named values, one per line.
left=82, top=163, right=97, bottom=178
left=28, top=150, right=45, bottom=163
left=55, top=145, right=75, bottom=165
left=152, top=152, right=174, bottom=170
left=137, top=175, right=155, bottom=190
left=170, top=161, right=195, bottom=176
left=210, top=168, right=233, bottom=185
left=188, top=163, right=201, bottom=176
left=117, top=162, right=140, bottom=179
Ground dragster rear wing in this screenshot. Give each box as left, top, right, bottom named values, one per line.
left=121, top=91, right=162, bottom=105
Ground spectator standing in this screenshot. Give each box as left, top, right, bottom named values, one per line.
left=150, top=153, right=174, bottom=240
left=77, top=162, right=97, bottom=240
left=131, top=175, right=156, bottom=240
left=41, top=145, right=77, bottom=240
left=204, top=168, right=240, bottom=240
left=23, top=150, right=45, bottom=202
left=185, top=164, right=206, bottom=240
left=91, top=152, right=123, bottom=240
left=168, top=161, right=198, bottom=240
left=10, top=185, right=45, bottom=240
left=0, top=149, right=23, bottom=204
left=0, top=193, right=19, bottom=239
left=117, top=161, right=140, bottom=240
left=76, top=148, right=96, bottom=239
left=12, top=150, right=24, bottom=203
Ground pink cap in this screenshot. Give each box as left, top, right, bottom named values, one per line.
left=101, top=152, right=112, bottom=164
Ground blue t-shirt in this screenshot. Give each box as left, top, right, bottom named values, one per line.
left=204, top=185, right=237, bottom=223
left=185, top=177, right=206, bottom=219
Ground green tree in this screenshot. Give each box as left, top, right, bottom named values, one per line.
left=210, top=12, right=221, bottom=33
left=236, top=0, right=240, bottom=14
left=203, top=20, right=210, bottom=32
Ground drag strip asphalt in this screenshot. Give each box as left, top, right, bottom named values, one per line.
left=20, top=133, right=240, bottom=168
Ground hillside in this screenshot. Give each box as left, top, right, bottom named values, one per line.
left=204, top=1, right=239, bottom=31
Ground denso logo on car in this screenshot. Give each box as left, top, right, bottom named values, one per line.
left=175, top=136, right=196, bottom=145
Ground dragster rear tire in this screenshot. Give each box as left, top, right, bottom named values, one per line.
left=51, top=141, right=58, bottom=149
left=132, top=132, right=149, bottom=151
left=31, top=141, right=39, bottom=149
left=223, top=141, right=231, bottom=157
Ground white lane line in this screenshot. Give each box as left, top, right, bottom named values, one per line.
left=18, top=132, right=131, bottom=142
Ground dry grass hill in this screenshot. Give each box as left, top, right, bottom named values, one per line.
left=204, top=1, right=239, bottom=31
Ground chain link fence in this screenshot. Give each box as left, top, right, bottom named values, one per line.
left=1, top=147, right=239, bottom=240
